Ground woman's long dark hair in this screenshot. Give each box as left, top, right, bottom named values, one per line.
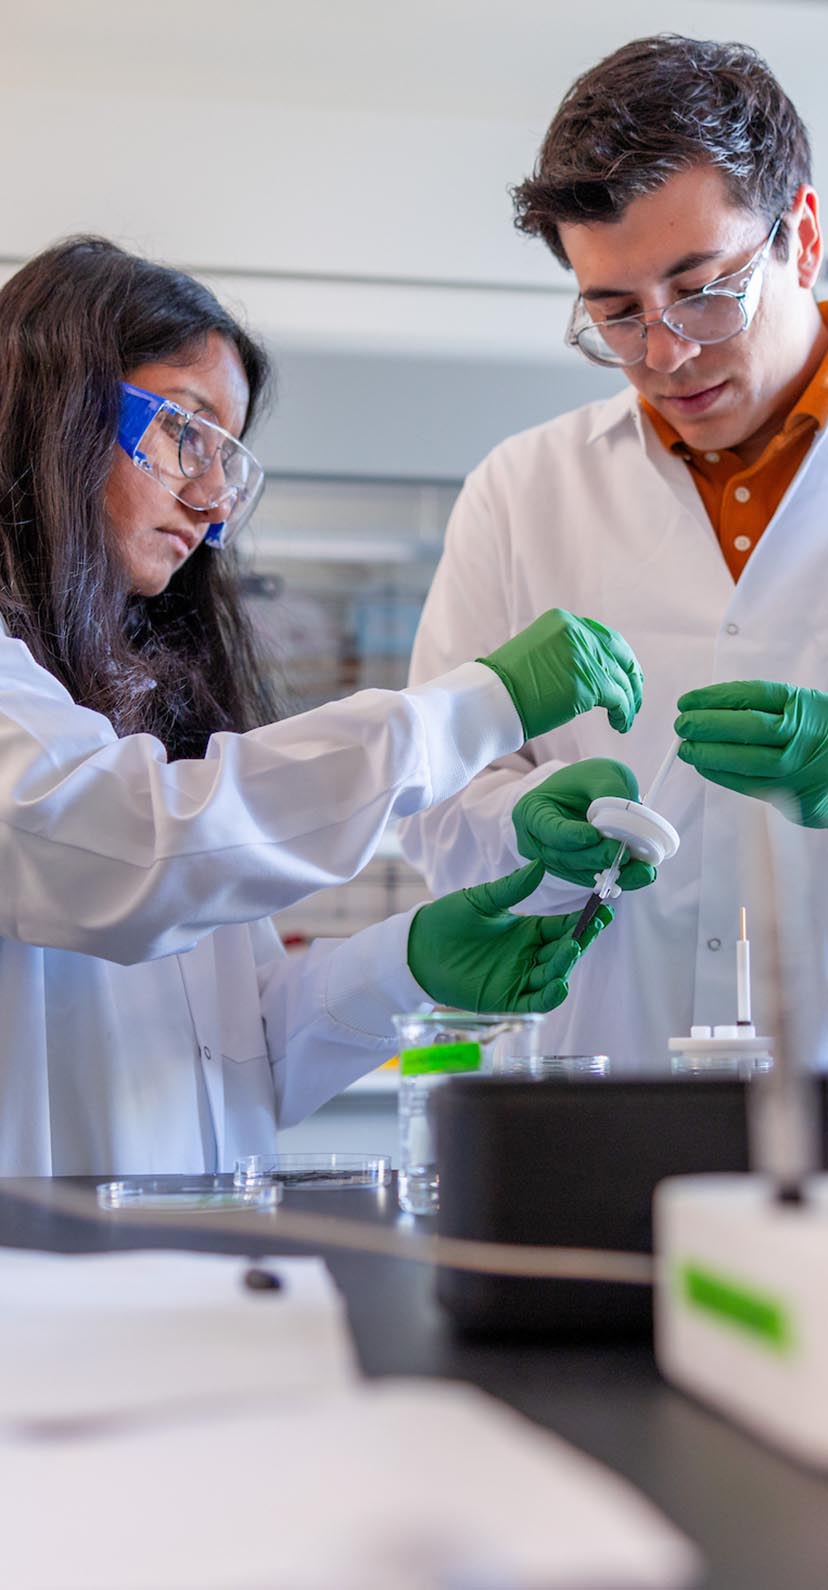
left=0, top=235, right=280, bottom=757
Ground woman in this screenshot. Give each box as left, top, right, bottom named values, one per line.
left=0, top=237, right=636, bottom=1174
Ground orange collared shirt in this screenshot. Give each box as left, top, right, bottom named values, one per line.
left=640, top=302, right=828, bottom=580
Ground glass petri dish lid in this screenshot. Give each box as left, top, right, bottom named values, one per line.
left=234, top=1154, right=391, bottom=1190
left=96, top=1175, right=281, bottom=1212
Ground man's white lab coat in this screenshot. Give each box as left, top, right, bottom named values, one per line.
left=401, top=386, right=828, bottom=1072
left=0, top=630, right=521, bottom=1174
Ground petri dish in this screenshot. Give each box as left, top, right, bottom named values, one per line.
left=526, top=1054, right=612, bottom=1079
left=234, top=1154, right=392, bottom=1190
left=96, top=1175, right=281, bottom=1212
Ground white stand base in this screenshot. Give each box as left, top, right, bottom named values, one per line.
left=667, top=1034, right=772, bottom=1074
left=654, top=1174, right=828, bottom=1471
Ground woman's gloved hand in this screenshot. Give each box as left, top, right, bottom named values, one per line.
left=676, top=680, right=828, bottom=827
left=478, top=608, right=643, bottom=740
left=512, top=758, right=657, bottom=890
left=406, top=860, right=612, bottom=1014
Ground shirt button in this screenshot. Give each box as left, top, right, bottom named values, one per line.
left=704, top=451, right=720, bottom=462
left=707, top=938, right=722, bottom=951
left=733, top=535, right=752, bottom=552
left=202, top=1045, right=212, bottom=1060
left=726, top=622, right=740, bottom=635
left=734, top=485, right=751, bottom=503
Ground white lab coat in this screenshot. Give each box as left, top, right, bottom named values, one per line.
left=401, top=385, right=828, bottom=1072
left=0, top=629, right=522, bottom=1173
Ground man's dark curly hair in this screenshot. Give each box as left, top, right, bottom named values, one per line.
left=513, top=34, right=811, bottom=266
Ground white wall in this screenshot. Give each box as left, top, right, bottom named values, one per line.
left=250, top=345, right=623, bottom=478
left=0, top=91, right=542, bottom=289
left=5, top=2, right=828, bottom=297
left=3, top=1, right=827, bottom=473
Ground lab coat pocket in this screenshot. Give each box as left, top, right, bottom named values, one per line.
left=212, top=924, right=269, bottom=1065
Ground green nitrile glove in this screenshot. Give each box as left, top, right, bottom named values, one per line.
left=512, top=758, right=657, bottom=890
left=479, top=608, right=643, bottom=740
left=406, top=859, right=613, bottom=1014
left=676, top=680, right=828, bottom=827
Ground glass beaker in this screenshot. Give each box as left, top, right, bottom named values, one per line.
left=392, top=1011, right=543, bottom=1215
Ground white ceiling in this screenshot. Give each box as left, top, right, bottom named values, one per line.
left=6, top=0, right=828, bottom=128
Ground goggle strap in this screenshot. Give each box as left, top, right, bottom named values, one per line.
left=117, top=385, right=165, bottom=457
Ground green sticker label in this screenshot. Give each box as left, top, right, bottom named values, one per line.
left=399, top=1041, right=482, bottom=1077
left=678, top=1261, right=794, bottom=1353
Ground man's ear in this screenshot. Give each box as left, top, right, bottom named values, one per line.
left=789, top=185, right=823, bottom=289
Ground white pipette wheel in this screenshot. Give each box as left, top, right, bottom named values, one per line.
left=586, top=797, right=680, bottom=868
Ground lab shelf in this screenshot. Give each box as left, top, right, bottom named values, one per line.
left=239, top=471, right=443, bottom=961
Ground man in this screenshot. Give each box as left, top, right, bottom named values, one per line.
left=400, top=34, right=828, bottom=1068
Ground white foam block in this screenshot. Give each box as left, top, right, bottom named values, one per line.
left=655, top=1174, right=828, bottom=1470
left=0, top=1249, right=356, bottom=1423
left=0, top=1379, right=700, bottom=1590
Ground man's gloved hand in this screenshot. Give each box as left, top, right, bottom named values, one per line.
left=478, top=608, right=643, bottom=741
left=406, top=860, right=612, bottom=1014
left=512, top=758, right=657, bottom=890
left=676, top=680, right=828, bottom=827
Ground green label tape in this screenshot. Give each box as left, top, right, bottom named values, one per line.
left=399, top=1041, right=482, bottom=1077
left=678, top=1261, right=794, bottom=1354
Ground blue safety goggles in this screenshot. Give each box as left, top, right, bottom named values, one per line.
left=117, top=382, right=265, bottom=548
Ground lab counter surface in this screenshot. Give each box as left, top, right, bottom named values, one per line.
left=2, top=1174, right=828, bottom=1590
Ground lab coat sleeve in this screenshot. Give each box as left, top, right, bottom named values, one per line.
left=398, top=473, right=585, bottom=912
left=0, top=631, right=521, bottom=964
left=256, top=909, right=426, bottom=1125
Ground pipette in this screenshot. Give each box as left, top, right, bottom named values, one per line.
left=737, top=905, right=752, bottom=1031
left=572, top=736, right=680, bottom=941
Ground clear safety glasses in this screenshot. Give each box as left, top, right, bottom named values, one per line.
left=117, top=382, right=265, bottom=548
left=565, top=217, right=782, bottom=368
